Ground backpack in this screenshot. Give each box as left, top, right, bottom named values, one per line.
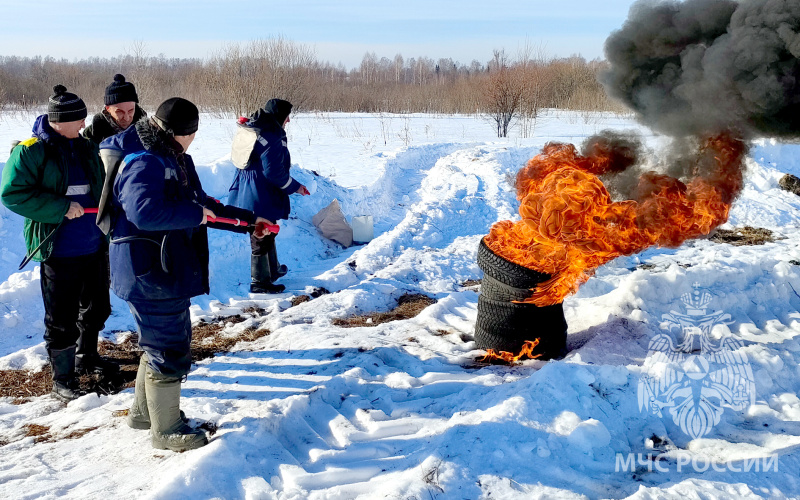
left=230, top=123, right=267, bottom=169
left=95, top=147, right=126, bottom=235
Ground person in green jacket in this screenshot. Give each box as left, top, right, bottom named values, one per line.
left=0, top=85, right=114, bottom=401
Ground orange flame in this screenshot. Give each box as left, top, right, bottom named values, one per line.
left=479, top=339, right=542, bottom=364
left=485, top=133, right=747, bottom=306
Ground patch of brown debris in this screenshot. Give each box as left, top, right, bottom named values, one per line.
left=191, top=323, right=270, bottom=362
left=14, top=423, right=99, bottom=445
left=1, top=310, right=270, bottom=404
left=0, top=369, right=51, bottom=403
left=332, top=293, right=436, bottom=328
left=290, top=287, right=331, bottom=307
left=23, top=424, right=52, bottom=443
left=709, top=226, right=776, bottom=246
left=779, top=174, right=800, bottom=197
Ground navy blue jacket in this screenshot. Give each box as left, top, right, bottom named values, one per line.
left=109, top=119, right=256, bottom=302
left=227, top=109, right=301, bottom=221
left=99, top=121, right=144, bottom=158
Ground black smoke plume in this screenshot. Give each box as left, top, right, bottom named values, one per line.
left=602, top=0, right=800, bottom=140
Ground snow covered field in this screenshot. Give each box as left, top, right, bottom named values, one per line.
left=1, top=109, right=800, bottom=499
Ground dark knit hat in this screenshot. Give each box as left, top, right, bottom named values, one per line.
left=263, top=98, right=292, bottom=125
left=153, top=97, right=199, bottom=136
left=48, top=85, right=87, bottom=123
left=105, top=74, right=138, bottom=106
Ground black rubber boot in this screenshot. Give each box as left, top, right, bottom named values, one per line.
left=49, top=346, right=83, bottom=402
left=145, top=368, right=208, bottom=452
left=266, top=238, right=288, bottom=280
left=75, top=330, right=119, bottom=375
left=250, top=254, right=285, bottom=293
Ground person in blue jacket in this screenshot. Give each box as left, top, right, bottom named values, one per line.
left=109, top=98, right=270, bottom=452
left=227, top=98, right=309, bottom=293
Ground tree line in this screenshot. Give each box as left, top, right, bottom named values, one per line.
left=0, top=38, right=626, bottom=137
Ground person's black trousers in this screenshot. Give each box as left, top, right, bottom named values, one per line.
left=40, top=249, right=111, bottom=352
left=250, top=232, right=280, bottom=282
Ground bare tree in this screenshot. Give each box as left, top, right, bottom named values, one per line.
left=0, top=41, right=619, bottom=117
left=516, top=40, right=550, bottom=138
left=206, top=37, right=315, bottom=116
left=484, top=50, right=524, bottom=137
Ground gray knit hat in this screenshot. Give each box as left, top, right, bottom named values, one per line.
left=48, top=85, right=87, bottom=123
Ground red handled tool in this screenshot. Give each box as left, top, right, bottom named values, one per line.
left=18, top=207, right=101, bottom=269
left=207, top=215, right=280, bottom=234
left=86, top=208, right=278, bottom=232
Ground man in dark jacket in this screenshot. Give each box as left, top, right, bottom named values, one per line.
left=0, top=85, right=113, bottom=401
left=110, top=97, right=270, bottom=451
left=83, top=74, right=146, bottom=146
left=227, top=98, right=309, bottom=293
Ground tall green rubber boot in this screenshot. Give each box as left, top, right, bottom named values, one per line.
left=145, top=368, right=207, bottom=451
left=127, top=354, right=150, bottom=429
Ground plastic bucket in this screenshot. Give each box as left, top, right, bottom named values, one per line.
left=352, top=215, right=374, bottom=244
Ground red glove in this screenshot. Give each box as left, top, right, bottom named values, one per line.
left=297, top=185, right=310, bottom=196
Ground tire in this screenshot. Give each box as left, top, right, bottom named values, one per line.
left=477, top=238, right=550, bottom=288
left=475, top=238, right=568, bottom=359
left=480, top=274, right=533, bottom=303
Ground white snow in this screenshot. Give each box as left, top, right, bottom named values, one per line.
left=0, top=109, right=799, bottom=499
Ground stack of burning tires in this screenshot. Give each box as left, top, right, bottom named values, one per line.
left=475, top=238, right=567, bottom=359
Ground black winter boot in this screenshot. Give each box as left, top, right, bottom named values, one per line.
left=145, top=368, right=207, bottom=452
left=266, top=238, right=288, bottom=280
left=75, top=331, right=119, bottom=375
left=49, top=346, right=83, bottom=402
left=250, top=254, right=285, bottom=293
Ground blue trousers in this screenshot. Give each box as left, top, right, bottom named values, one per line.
left=127, top=298, right=192, bottom=378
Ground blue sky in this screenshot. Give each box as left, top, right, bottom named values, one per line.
left=0, top=1, right=636, bottom=68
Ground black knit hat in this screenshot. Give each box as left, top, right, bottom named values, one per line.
left=48, top=85, right=87, bottom=123
left=105, top=74, right=138, bottom=106
left=263, top=98, right=292, bottom=125
left=153, top=97, right=199, bottom=136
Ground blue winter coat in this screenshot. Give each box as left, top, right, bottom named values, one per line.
left=99, top=121, right=144, bottom=160
left=109, top=119, right=256, bottom=302
left=227, top=110, right=301, bottom=221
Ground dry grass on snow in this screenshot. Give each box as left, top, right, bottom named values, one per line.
left=332, top=293, right=436, bottom=328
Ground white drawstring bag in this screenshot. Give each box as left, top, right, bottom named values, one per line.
left=352, top=215, right=374, bottom=244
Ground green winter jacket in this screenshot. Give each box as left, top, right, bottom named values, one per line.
left=1, top=134, right=105, bottom=262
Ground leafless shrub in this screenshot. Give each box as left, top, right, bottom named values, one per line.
left=205, top=37, right=315, bottom=116
left=0, top=42, right=624, bottom=119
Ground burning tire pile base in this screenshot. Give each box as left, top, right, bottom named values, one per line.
left=475, top=238, right=567, bottom=359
